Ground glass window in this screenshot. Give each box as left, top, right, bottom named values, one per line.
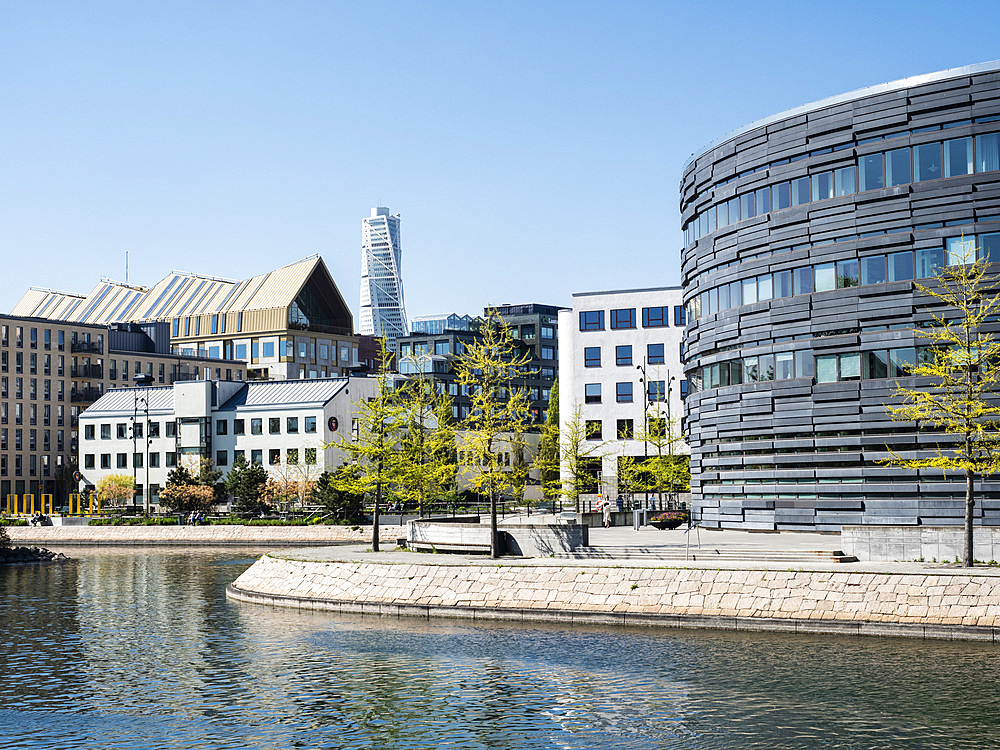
left=647, top=343, right=665, bottom=365
left=859, top=153, right=884, bottom=191
left=795, top=353, right=814, bottom=378
left=946, top=236, right=976, bottom=266
left=839, top=352, right=861, bottom=380
left=233, top=419, right=244, bottom=435
left=741, top=277, right=758, bottom=305
left=718, top=284, right=730, bottom=310
left=216, top=450, right=228, bottom=467
left=616, top=382, right=633, bottom=403
left=816, top=355, right=837, bottom=383
left=860, top=255, right=886, bottom=285
left=980, top=232, right=1000, bottom=264
left=642, top=307, right=668, bottom=327
left=647, top=381, right=666, bottom=402
left=814, top=263, right=836, bottom=292
left=715, top=201, right=728, bottom=227
left=740, top=192, right=755, bottom=219
left=728, top=196, right=740, bottom=223
left=885, top=148, right=910, bottom=186
left=269, top=418, right=280, bottom=434
left=889, top=348, right=915, bottom=378
left=913, top=142, right=943, bottom=182
left=216, top=420, right=227, bottom=435
left=262, top=341, right=275, bottom=358
left=584, top=383, right=601, bottom=404
left=793, top=266, right=813, bottom=295
left=775, top=352, right=794, bottom=380
left=584, top=347, right=600, bottom=367
left=758, top=354, right=774, bottom=381
left=615, top=345, right=632, bottom=366
left=287, top=417, right=298, bottom=433
left=757, top=274, right=773, bottom=301
left=773, top=181, right=791, bottom=210
left=834, top=166, right=857, bottom=196
left=585, top=420, right=602, bottom=440
left=773, top=270, right=792, bottom=299
left=610, top=308, right=636, bottom=329
left=269, top=449, right=280, bottom=465
left=755, top=186, right=771, bottom=215
left=305, top=448, right=317, bottom=465
left=579, top=311, right=604, bottom=331
left=305, top=416, right=317, bottom=433
left=944, top=137, right=973, bottom=177
left=836, top=259, right=859, bottom=288
left=791, top=176, right=810, bottom=206
left=728, top=281, right=741, bottom=308
left=251, top=449, right=262, bottom=466
left=674, top=305, right=687, bottom=326
left=743, top=356, right=759, bottom=383
left=617, top=419, right=634, bottom=439
left=976, top=132, right=1000, bottom=173
left=888, top=251, right=914, bottom=282
left=864, top=350, right=888, bottom=379
left=251, top=418, right=262, bottom=435
left=811, top=172, right=833, bottom=201
left=916, top=247, right=944, bottom=278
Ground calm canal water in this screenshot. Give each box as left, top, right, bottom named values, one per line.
left=1, top=549, right=999, bottom=750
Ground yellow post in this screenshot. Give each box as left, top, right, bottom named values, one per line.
left=90, top=493, right=95, bottom=514
left=42, top=494, right=53, bottom=515
left=69, top=493, right=79, bottom=515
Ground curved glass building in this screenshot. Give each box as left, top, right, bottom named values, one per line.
left=681, top=62, right=1000, bottom=530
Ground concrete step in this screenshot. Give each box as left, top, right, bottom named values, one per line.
left=552, top=547, right=859, bottom=563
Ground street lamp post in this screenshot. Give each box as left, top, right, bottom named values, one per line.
left=636, top=362, right=648, bottom=511
left=133, top=374, right=154, bottom=514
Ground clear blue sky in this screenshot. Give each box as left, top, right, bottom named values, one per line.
left=2, top=1, right=999, bottom=323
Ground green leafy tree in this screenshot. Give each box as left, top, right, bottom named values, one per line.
left=394, top=368, right=457, bottom=515
left=312, top=466, right=366, bottom=522
left=534, top=379, right=561, bottom=508
left=224, top=454, right=270, bottom=517
left=455, top=312, right=533, bottom=557
left=95, top=474, right=135, bottom=509
left=329, top=338, right=404, bottom=551
left=557, top=404, right=610, bottom=512
left=883, top=240, right=1000, bottom=567
left=159, top=459, right=222, bottom=514
left=620, top=417, right=689, bottom=507
left=0, top=518, right=10, bottom=550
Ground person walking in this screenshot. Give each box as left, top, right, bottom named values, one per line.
left=602, top=497, right=612, bottom=528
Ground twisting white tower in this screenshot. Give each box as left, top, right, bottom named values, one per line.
left=359, top=207, right=408, bottom=351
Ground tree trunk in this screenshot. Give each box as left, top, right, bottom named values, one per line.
left=490, top=489, right=500, bottom=559
left=963, top=468, right=975, bottom=567
left=373, top=476, right=381, bottom=553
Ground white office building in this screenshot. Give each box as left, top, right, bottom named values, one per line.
left=359, top=207, right=408, bottom=351
left=78, top=377, right=376, bottom=509
left=558, top=287, right=687, bottom=502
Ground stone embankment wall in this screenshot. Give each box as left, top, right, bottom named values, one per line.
left=7, top=524, right=406, bottom=546
left=842, top=525, right=1000, bottom=562
left=228, top=555, right=1000, bottom=641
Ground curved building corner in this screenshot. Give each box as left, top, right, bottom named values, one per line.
left=681, top=62, right=1000, bottom=531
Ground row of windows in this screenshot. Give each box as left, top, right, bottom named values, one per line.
left=0, top=325, right=76, bottom=351
left=0, top=428, right=62, bottom=452
left=688, top=233, right=999, bottom=320
left=583, top=343, right=681, bottom=368
left=584, top=380, right=688, bottom=404
left=691, top=345, right=935, bottom=392
left=579, top=306, right=685, bottom=332
left=171, top=333, right=357, bottom=368
left=83, top=447, right=320, bottom=470
left=684, top=129, right=1000, bottom=246
left=84, top=416, right=320, bottom=440
left=583, top=417, right=669, bottom=441
left=0, top=404, right=66, bottom=427
left=0, top=453, right=59, bottom=477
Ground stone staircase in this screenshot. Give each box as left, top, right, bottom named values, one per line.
left=551, top=546, right=859, bottom=563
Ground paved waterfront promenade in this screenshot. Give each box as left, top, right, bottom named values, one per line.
left=225, top=522, right=1000, bottom=642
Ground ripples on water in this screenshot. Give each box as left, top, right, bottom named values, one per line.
left=1, top=549, right=999, bottom=750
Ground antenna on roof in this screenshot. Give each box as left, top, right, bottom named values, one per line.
left=125, top=250, right=129, bottom=284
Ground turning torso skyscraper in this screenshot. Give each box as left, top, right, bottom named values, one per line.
left=359, top=206, right=408, bottom=352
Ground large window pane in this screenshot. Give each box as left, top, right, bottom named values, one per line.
left=728, top=196, right=740, bottom=222
left=755, top=187, right=771, bottom=215
left=834, top=166, right=857, bottom=196
left=791, top=177, right=811, bottom=206
left=743, top=356, right=759, bottom=383
left=859, top=153, right=884, bottom=191
left=758, top=354, right=774, bottom=381
left=887, top=251, right=914, bottom=282
left=976, top=133, right=1000, bottom=173
left=793, top=266, right=813, bottom=295
left=864, top=350, right=888, bottom=379
left=706, top=205, right=717, bottom=233
left=860, top=255, right=886, bottom=285
left=836, top=259, right=859, bottom=288
left=773, top=269, right=792, bottom=298
left=729, top=280, right=742, bottom=307
left=913, top=142, right=943, bottom=182
left=814, top=262, right=836, bottom=292
left=740, top=192, right=756, bottom=219
left=773, top=181, right=791, bottom=210
left=811, top=172, right=833, bottom=201
left=839, top=352, right=861, bottom=380
left=757, top=274, right=773, bottom=301
left=885, top=148, right=910, bottom=186
left=716, top=200, right=728, bottom=227
left=795, top=352, right=814, bottom=378
left=915, top=247, right=944, bottom=278
left=888, top=348, right=915, bottom=378
left=816, top=355, right=838, bottom=383
left=742, top=277, right=758, bottom=305
left=775, top=352, right=794, bottom=379
left=718, top=283, right=730, bottom=310
left=944, top=137, right=973, bottom=177
left=946, top=235, right=976, bottom=266
left=980, top=232, right=1000, bottom=263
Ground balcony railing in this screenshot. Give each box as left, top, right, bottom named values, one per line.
left=71, top=364, right=104, bottom=379
left=71, top=341, right=103, bottom=354
left=70, top=387, right=103, bottom=403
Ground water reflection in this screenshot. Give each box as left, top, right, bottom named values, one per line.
left=1, top=548, right=998, bottom=749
